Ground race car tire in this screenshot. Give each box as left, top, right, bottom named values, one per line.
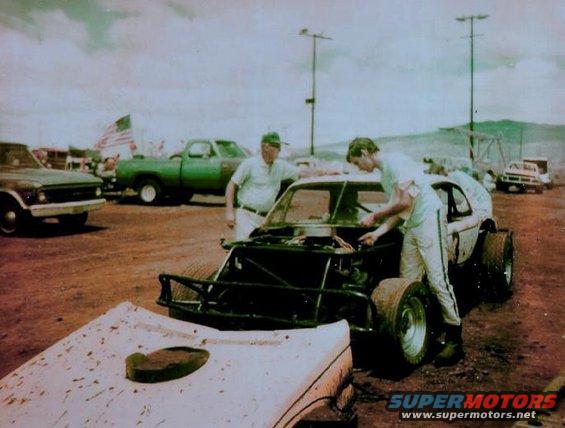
left=480, top=231, right=514, bottom=301
left=370, top=278, right=430, bottom=367
left=169, top=261, right=218, bottom=320
left=137, top=179, right=162, bottom=205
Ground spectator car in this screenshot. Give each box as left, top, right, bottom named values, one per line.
left=497, top=161, right=544, bottom=193
left=0, top=142, right=105, bottom=236
left=157, top=174, right=513, bottom=367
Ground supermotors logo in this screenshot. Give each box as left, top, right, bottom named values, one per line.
left=387, top=392, right=558, bottom=421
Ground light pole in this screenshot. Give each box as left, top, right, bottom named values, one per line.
left=456, top=14, right=488, bottom=161
left=299, top=28, right=332, bottom=156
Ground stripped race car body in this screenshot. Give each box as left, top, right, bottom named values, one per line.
left=159, top=174, right=513, bottom=367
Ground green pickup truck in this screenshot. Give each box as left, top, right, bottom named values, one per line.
left=116, top=139, right=247, bottom=204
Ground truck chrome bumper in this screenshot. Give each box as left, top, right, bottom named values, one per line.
left=501, top=176, right=542, bottom=186
left=29, top=199, right=106, bottom=217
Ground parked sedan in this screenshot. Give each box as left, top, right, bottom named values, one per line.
left=0, top=142, right=105, bottom=235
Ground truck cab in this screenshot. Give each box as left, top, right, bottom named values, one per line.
left=522, top=157, right=552, bottom=188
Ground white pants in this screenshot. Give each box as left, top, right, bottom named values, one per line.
left=400, top=209, right=461, bottom=326
left=234, top=208, right=265, bottom=241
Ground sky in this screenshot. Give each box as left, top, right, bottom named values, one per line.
left=0, top=0, right=564, bottom=154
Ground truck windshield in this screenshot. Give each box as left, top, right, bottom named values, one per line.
left=0, top=145, right=43, bottom=169
left=265, top=182, right=388, bottom=227
left=524, top=160, right=547, bottom=174
left=215, top=140, right=246, bottom=158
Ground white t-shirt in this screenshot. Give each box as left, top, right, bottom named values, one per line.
left=231, top=156, right=299, bottom=213
left=379, top=153, right=442, bottom=229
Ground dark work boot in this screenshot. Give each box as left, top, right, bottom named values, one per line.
left=434, top=324, right=464, bottom=367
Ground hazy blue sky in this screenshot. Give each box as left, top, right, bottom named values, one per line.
left=0, top=0, right=563, bottom=153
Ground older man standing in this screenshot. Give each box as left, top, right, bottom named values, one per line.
left=225, top=132, right=300, bottom=241
left=347, top=137, right=463, bottom=367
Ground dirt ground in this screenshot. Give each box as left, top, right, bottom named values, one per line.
left=1, top=187, right=563, bottom=426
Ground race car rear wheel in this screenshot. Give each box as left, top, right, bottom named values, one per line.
left=370, top=278, right=430, bottom=367
left=480, top=231, right=513, bottom=301
left=169, top=261, right=218, bottom=320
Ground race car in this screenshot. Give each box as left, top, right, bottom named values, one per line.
left=158, top=174, right=514, bottom=367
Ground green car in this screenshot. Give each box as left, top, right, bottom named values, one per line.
left=116, top=139, right=247, bottom=204
left=0, top=142, right=105, bottom=236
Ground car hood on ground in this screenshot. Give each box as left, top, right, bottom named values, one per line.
left=0, top=302, right=352, bottom=427
left=0, top=168, right=101, bottom=186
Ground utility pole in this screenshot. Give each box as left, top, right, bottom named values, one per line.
left=456, top=14, right=488, bottom=161
left=299, top=28, right=332, bottom=156
left=519, top=126, right=523, bottom=160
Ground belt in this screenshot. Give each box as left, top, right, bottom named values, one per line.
left=239, top=205, right=269, bottom=217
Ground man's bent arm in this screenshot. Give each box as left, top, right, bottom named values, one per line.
left=359, top=215, right=402, bottom=245
left=373, top=215, right=402, bottom=239
left=225, top=180, right=237, bottom=227
left=367, top=185, right=412, bottom=223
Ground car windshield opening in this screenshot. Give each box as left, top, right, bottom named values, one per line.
left=215, top=140, right=246, bottom=158
left=0, top=145, right=43, bottom=169
left=265, top=182, right=388, bottom=227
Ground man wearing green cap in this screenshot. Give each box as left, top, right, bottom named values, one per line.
left=225, top=132, right=301, bottom=240
left=346, top=137, right=463, bottom=367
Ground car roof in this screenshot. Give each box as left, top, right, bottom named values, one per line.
left=291, top=173, right=455, bottom=187
left=522, top=157, right=548, bottom=161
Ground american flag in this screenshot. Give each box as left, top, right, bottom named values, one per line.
left=94, top=115, right=134, bottom=150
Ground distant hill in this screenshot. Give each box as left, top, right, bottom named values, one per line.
left=292, top=120, right=565, bottom=165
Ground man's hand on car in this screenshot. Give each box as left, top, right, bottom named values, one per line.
left=226, top=211, right=235, bottom=229
left=360, top=212, right=379, bottom=227
left=358, top=230, right=380, bottom=246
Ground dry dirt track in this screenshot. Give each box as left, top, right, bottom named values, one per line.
left=1, top=188, right=564, bottom=426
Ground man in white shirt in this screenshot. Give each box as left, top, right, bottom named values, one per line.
left=347, top=137, right=463, bottom=367
left=225, top=132, right=300, bottom=241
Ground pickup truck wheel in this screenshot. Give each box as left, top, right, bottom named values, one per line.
left=0, top=198, right=23, bottom=236
left=481, top=231, right=513, bottom=301
left=137, top=179, right=161, bottom=205
left=496, top=181, right=508, bottom=192
left=183, top=190, right=194, bottom=203
left=169, top=261, right=218, bottom=320
left=58, top=212, right=88, bottom=229
left=173, top=189, right=194, bottom=204
left=370, top=278, right=430, bottom=367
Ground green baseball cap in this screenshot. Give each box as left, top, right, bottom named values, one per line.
left=261, top=132, right=288, bottom=148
